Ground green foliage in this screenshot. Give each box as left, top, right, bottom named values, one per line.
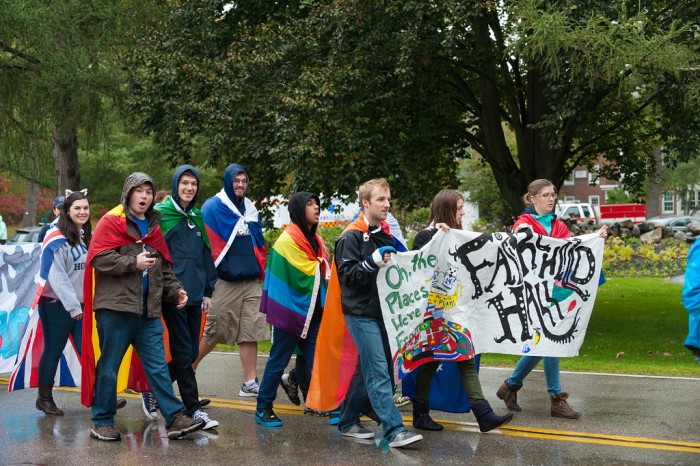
left=603, top=236, right=689, bottom=278
left=482, top=278, right=695, bottom=376
left=605, top=187, right=635, bottom=204
left=459, top=156, right=513, bottom=229
left=124, top=1, right=700, bottom=217
left=264, top=225, right=345, bottom=262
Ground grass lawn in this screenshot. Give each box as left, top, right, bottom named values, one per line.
left=216, top=278, right=699, bottom=377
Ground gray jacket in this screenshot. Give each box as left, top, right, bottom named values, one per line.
left=43, top=239, right=87, bottom=318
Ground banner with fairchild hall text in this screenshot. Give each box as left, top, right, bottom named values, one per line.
left=377, top=229, right=604, bottom=380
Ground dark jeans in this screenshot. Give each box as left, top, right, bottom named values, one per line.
left=414, top=359, right=485, bottom=405
left=38, top=297, right=82, bottom=385
left=92, top=310, right=185, bottom=427
left=256, top=319, right=320, bottom=409
left=162, top=302, right=202, bottom=415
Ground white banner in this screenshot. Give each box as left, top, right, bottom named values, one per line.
left=378, top=229, right=604, bottom=378
left=0, top=243, right=41, bottom=373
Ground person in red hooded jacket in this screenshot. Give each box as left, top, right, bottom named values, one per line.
left=496, top=179, right=607, bottom=419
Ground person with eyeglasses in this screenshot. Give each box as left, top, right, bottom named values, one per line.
left=193, top=163, right=269, bottom=398
left=496, top=179, right=607, bottom=419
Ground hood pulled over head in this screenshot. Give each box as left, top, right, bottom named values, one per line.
left=223, top=163, right=249, bottom=212
left=171, top=164, right=201, bottom=210
left=289, top=191, right=320, bottom=250
left=121, top=172, right=156, bottom=215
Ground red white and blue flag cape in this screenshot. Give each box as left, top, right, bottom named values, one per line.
left=202, top=190, right=266, bottom=275
left=8, top=228, right=82, bottom=391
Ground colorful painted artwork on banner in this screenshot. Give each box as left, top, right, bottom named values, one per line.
left=377, top=229, right=604, bottom=379
left=0, top=244, right=41, bottom=373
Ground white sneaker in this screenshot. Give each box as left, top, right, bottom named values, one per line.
left=239, top=379, right=260, bottom=397
left=193, top=409, right=219, bottom=430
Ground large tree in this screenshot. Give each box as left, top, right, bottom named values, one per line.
left=0, top=1, right=157, bottom=194
left=126, top=1, right=700, bottom=212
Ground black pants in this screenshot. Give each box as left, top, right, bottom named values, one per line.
left=161, top=302, right=202, bottom=415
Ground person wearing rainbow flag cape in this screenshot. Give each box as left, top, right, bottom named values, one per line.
left=83, top=172, right=204, bottom=441
left=308, top=178, right=423, bottom=449
left=194, top=163, right=268, bottom=397
left=254, top=192, right=330, bottom=427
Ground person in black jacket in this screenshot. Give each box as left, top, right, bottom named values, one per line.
left=335, top=178, right=423, bottom=449
left=145, top=165, right=219, bottom=429
left=411, top=189, right=512, bottom=433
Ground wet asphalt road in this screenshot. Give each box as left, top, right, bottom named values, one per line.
left=1, top=352, right=698, bottom=465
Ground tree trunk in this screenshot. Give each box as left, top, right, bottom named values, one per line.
left=646, top=148, right=662, bottom=217
left=52, top=98, right=80, bottom=193
left=22, top=180, right=39, bottom=227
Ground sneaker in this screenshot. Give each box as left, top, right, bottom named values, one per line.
left=141, top=392, right=158, bottom=420
left=280, top=374, right=300, bottom=405
left=239, top=379, right=260, bottom=397
left=303, top=407, right=328, bottom=417
left=90, top=424, right=121, bottom=441
left=388, top=430, right=423, bottom=448
left=199, top=398, right=211, bottom=408
left=393, top=393, right=412, bottom=408
left=255, top=408, right=283, bottom=427
left=193, top=409, right=219, bottom=430
left=341, top=424, right=374, bottom=439
left=329, top=410, right=341, bottom=426
left=166, top=411, right=205, bottom=440
left=116, top=398, right=127, bottom=410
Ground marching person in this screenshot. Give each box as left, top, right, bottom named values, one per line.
left=496, top=179, right=607, bottom=419
left=85, top=172, right=204, bottom=441
left=255, top=192, right=329, bottom=426
left=411, top=189, right=513, bottom=432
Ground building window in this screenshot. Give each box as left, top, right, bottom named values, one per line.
left=589, top=195, right=600, bottom=206
left=563, top=172, right=575, bottom=186
left=563, top=196, right=576, bottom=202
left=662, top=191, right=674, bottom=213
left=574, top=170, right=587, bottom=179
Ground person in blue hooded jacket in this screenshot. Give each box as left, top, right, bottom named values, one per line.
left=193, top=163, right=269, bottom=397
left=681, top=239, right=700, bottom=366
left=136, top=165, right=220, bottom=429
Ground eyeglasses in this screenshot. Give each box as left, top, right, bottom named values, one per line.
left=233, top=179, right=248, bottom=186
left=533, top=193, right=558, bottom=200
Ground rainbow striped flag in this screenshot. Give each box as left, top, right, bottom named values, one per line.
left=260, top=223, right=329, bottom=338
left=9, top=228, right=81, bottom=391
left=202, top=190, right=266, bottom=275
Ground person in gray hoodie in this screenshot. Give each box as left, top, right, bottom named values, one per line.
left=35, top=190, right=91, bottom=415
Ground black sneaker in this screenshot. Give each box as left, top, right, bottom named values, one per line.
left=90, top=424, right=121, bottom=441
left=199, top=398, right=211, bottom=408
left=280, top=374, right=301, bottom=405
left=255, top=408, right=283, bottom=427
left=141, top=392, right=158, bottom=420
left=166, top=411, right=205, bottom=440
left=116, top=398, right=127, bottom=410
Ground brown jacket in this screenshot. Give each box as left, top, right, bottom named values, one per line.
left=91, top=210, right=182, bottom=317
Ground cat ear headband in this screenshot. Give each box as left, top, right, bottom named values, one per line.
left=65, top=188, right=88, bottom=197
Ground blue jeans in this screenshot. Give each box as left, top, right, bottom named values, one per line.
left=92, top=310, right=185, bottom=427
left=507, top=356, right=562, bottom=396
left=38, top=297, right=82, bottom=385
left=339, top=315, right=405, bottom=442
left=257, top=319, right=320, bottom=409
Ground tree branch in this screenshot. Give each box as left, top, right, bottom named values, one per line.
left=0, top=40, right=40, bottom=64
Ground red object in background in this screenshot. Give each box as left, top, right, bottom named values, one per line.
left=599, top=203, right=646, bottom=223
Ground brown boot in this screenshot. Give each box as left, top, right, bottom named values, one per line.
left=36, top=384, right=64, bottom=416
left=496, top=380, right=521, bottom=411
left=550, top=392, right=581, bottom=419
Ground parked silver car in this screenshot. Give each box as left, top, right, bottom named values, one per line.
left=646, top=216, right=700, bottom=232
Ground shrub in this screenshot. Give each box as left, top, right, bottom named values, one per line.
left=603, top=236, right=689, bottom=278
